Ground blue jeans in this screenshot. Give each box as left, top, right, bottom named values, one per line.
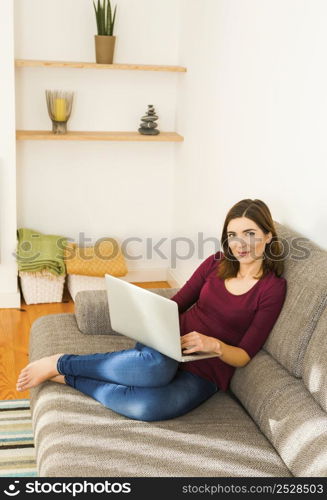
left=57, top=342, right=218, bottom=422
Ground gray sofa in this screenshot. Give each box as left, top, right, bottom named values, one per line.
left=29, top=222, right=327, bottom=477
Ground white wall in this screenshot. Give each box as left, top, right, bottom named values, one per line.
left=0, top=0, right=20, bottom=307
left=5, top=0, right=327, bottom=304
left=172, top=0, right=327, bottom=283
left=14, top=0, right=182, bottom=280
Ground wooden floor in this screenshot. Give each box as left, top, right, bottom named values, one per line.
left=0, top=281, right=170, bottom=401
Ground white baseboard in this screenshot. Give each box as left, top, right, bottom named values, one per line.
left=0, top=291, right=21, bottom=308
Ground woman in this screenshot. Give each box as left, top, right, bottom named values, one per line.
left=16, top=199, right=287, bottom=422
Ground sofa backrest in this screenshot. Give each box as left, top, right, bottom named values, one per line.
left=302, top=305, right=327, bottom=412
left=230, top=221, right=327, bottom=476
left=264, top=221, right=327, bottom=378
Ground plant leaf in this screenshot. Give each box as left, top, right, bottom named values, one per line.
left=104, top=0, right=107, bottom=35
left=107, top=0, right=112, bottom=36
left=101, top=0, right=105, bottom=35
left=97, top=0, right=102, bottom=35
left=93, top=1, right=100, bottom=35
left=112, top=4, right=117, bottom=35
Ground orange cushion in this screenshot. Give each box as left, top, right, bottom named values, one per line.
left=64, top=239, right=127, bottom=277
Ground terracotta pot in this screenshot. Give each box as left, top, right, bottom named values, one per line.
left=95, top=35, right=116, bottom=64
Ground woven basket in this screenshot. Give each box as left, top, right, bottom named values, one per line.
left=19, top=271, right=65, bottom=305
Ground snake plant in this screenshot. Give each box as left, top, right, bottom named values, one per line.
left=93, top=0, right=117, bottom=36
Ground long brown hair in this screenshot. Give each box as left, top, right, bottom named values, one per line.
left=217, top=199, right=285, bottom=280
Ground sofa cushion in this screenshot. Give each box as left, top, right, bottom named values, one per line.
left=75, top=288, right=180, bottom=335
left=303, top=306, right=327, bottom=412
left=31, top=385, right=292, bottom=477
left=263, top=221, right=327, bottom=377
left=29, top=313, right=292, bottom=477
left=231, top=351, right=327, bottom=477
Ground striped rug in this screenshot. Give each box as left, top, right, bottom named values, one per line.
left=0, top=399, right=37, bottom=477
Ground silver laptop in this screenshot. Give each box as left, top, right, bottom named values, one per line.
left=105, top=274, right=220, bottom=362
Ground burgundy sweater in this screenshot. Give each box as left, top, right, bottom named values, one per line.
left=170, top=251, right=287, bottom=391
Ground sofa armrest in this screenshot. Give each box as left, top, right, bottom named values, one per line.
left=75, top=287, right=180, bottom=335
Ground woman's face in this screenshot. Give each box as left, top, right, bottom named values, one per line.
left=226, top=217, right=272, bottom=263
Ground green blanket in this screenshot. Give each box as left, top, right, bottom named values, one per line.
left=16, top=228, right=67, bottom=276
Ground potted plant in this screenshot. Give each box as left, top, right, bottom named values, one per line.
left=93, top=0, right=117, bottom=64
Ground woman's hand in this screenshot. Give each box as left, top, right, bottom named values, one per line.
left=181, top=331, right=222, bottom=355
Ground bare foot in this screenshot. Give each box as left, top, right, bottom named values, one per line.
left=16, top=354, right=64, bottom=392
left=50, top=375, right=66, bottom=385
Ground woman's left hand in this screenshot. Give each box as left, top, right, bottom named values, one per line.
left=181, top=331, right=222, bottom=355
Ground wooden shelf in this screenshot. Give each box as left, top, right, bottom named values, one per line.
left=15, top=59, right=187, bottom=73
left=16, top=130, right=184, bottom=142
